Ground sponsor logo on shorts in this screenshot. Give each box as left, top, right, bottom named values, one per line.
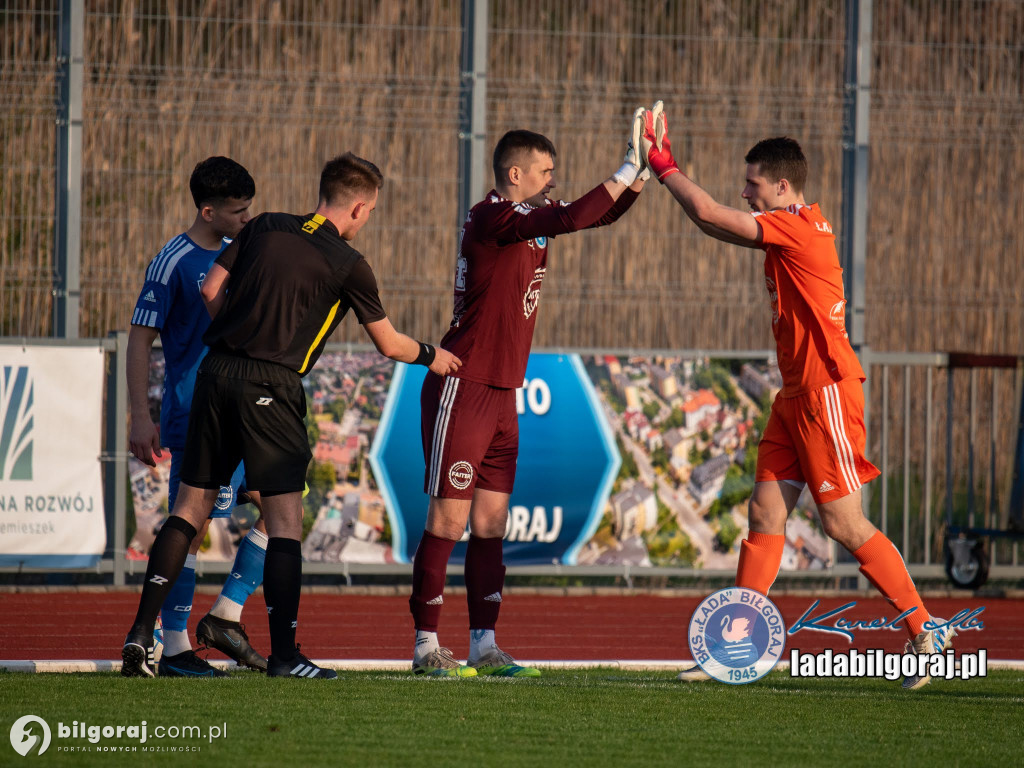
left=255, top=397, right=273, bottom=406
left=215, top=486, right=234, bottom=510
left=818, top=480, right=837, bottom=494
left=448, top=461, right=474, bottom=491
left=687, top=587, right=786, bottom=684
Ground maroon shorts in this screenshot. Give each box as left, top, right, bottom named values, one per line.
left=420, top=372, right=519, bottom=499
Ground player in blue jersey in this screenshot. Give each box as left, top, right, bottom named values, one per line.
left=127, top=156, right=267, bottom=676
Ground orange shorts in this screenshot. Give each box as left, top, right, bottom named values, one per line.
left=755, top=378, right=880, bottom=504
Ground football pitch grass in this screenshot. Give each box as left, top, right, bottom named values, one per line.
left=3, top=669, right=1020, bottom=767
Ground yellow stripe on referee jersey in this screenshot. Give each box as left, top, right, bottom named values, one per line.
left=299, top=299, right=340, bottom=374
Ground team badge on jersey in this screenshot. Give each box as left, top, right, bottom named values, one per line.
left=448, top=461, right=474, bottom=491
left=829, top=299, right=848, bottom=336
left=687, top=587, right=786, bottom=684
left=455, top=254, right=468, bottom=291
left=765, top=276, right=779, bottom=326
left=523, top=267, right=546, bottom=319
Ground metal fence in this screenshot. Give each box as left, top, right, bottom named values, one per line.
left=2, top=337, right=1021, bottom=587
left=2, top=1, right=1023, bottom=352
left=2, top=2, right=1023, bottom=584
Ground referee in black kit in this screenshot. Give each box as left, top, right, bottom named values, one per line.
left=122, top=153, right=461, bottom=679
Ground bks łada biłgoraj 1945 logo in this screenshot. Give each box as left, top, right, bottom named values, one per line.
left=688, top=587, right=786, bottom=684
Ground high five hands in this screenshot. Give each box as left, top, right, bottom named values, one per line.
left=637, top=100, right=680, bottom=182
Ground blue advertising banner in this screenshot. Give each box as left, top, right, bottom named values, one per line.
left=369, top=353, right=620, bottom=565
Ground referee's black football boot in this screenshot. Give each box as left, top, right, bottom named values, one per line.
left=158, top=649, right=230, bottom=678
left=267, top=645, right=338, bottom=679
left=121, top=628, right=157, bottom=678
left=196, top=613, right=268, bottom=672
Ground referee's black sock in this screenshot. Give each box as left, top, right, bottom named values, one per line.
left=264, top=537, right=303, bottom=661
left=130, top=516, right=197, bottom=637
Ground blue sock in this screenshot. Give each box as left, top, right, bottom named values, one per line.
left=160, top=553, right=196, bottom=655
left=212, top=527, right=266, bottom=621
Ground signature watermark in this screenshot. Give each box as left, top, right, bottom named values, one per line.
left=787, top=602, right=985, bottom=642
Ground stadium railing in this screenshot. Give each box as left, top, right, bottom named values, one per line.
left=1, top=336, right=1021, bottom=588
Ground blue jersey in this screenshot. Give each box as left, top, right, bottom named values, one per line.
left=131, top=233, right=230, bottom=449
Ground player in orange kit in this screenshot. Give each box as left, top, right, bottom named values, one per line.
left=637, top=102, right=954, bottom=689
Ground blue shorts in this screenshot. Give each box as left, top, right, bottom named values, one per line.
left=168, top=450, right=246, bottom=518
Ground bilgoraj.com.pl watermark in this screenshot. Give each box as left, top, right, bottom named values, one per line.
left=8, top=715, right=228, bottom=757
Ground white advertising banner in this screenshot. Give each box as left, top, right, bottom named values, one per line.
left=0, top=345, right=107, bottom=567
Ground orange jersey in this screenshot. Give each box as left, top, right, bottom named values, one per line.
left=753, top=203, right=865, bottom=397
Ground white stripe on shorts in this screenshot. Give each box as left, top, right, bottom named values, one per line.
left=823, top=383, right=862, bottom=493
left=429, top=377, right=460, bottom=495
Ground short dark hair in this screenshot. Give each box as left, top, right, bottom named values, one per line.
left=189, top=156, right=255, bottom=208
left=493, top=130, right=557, bottom=182
left=319, top=153, right=384, bottom=205
left=744, top=137, right=807, bottom=193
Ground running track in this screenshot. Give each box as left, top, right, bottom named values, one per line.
left=1, top=591, right=1019, bottom=662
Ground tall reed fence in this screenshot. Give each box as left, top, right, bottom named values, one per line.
left=2, top=0, right=1023, bottom=353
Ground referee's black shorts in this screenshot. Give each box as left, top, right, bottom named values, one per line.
left=181, top=351, right=310, bottom=497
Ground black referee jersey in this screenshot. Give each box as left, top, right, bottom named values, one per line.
left=203, top=212, right=387, bottom=375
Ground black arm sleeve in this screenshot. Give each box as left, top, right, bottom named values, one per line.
left=214, top=213, right=266, bottom=271
left=342, top=259, right=388, bottom=324
left=214, top=239, right=240, bottom=271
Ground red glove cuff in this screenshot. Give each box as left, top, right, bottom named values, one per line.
left=648, top=151, right=679, bottom=180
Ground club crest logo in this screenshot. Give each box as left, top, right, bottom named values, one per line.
left=687, top=587, right=786, bottom=684
left=765, top=276, right=780, bottom=326
left=523, top=267, right=546, bottom=319
left=829, top=299, right=849, bottom=337
left=448, top=461, right=474, bottom=491
left=0, top=366, right=34, bottom=481
left=455, top=254, right=468, bottom=291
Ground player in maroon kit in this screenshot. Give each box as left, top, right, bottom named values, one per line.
left=409, top=116, right=650, bottom=676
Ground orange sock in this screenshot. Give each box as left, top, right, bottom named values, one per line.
left=853, top=531, right=930, bottom=638
left=735, top=532, right=785, bottom=594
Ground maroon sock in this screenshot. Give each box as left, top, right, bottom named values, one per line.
left=409, top=531, right=457, bottom=632
left=465, top=535, right=506, bottom=630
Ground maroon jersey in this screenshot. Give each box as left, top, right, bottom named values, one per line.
left=441, top=184, right=638, bottom=388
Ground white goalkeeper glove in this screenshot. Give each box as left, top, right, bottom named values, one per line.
left=613, top=107, right=650, bottom=186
